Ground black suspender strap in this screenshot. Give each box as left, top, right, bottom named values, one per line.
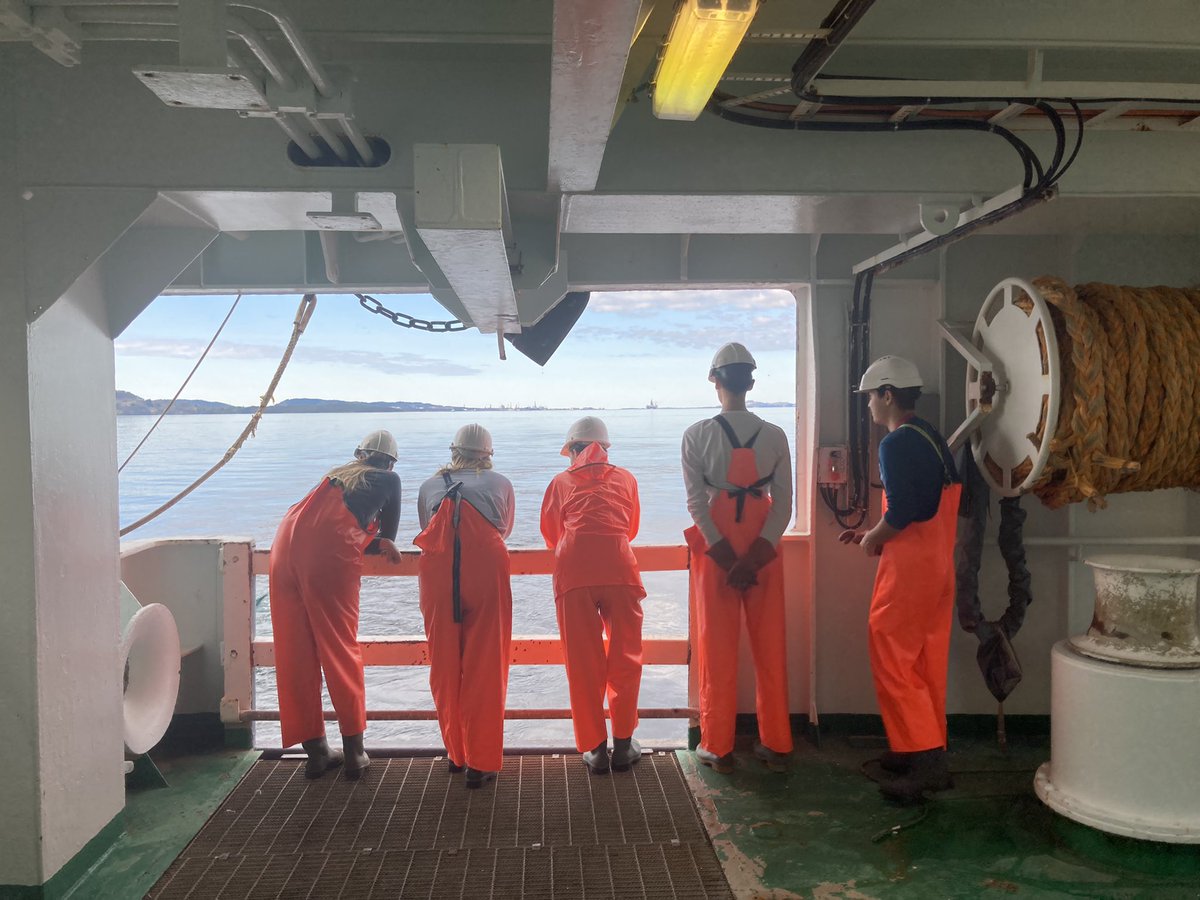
left=897, top=423, right=954, bottom=486
left=442, top=472, right=465, bottom=623
left=712, top=415, right=770, bottom=521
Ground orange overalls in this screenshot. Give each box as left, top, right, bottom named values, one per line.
left=868, top=424, right=962, bottom=752
left=415, top=474, right=513, bottom=772
left=269, top=479, right=374, bottom=747
left=685, top=418, right=792, bottom=758
left=540, top=442, right=645, bottom=753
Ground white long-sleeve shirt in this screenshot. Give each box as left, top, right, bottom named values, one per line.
left=416, top=468, right=515, bottom=539
left=681, top=411, right=793, bottom=547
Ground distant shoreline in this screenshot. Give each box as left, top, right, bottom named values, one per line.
left=115, top=391, right=794, bottom=415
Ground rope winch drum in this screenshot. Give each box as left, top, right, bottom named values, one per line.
left=942, top=276, right=1200, bottom=508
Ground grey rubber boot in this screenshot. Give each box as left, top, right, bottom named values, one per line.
left=878, top=749, right=953, bottom=803
left=611, top=736, right=642, bottom=772
left=695, top=745, right=734, bottom=774
left=583, top=741, right=611, bottom=774
left=753, top=740, right=790, bottom=773
left=301, top=737, right=344, bottom=780
left=342, top=732, right=371, bottom=780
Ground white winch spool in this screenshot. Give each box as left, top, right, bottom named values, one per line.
left=965, top=277, right=1061, bottom=497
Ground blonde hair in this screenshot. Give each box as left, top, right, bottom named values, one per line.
left=436, top=447, right=493, bottom=477
left=325, top=451, right=391, bottom=492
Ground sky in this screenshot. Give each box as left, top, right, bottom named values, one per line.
left=114, top=289, right=797, bottom=409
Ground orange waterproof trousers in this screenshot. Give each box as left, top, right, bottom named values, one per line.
left=686, top=444, right=792, bottom=758
left=416, top=499, right=513, bottom=772
left=555, top=585, right=644, bottom=752
left=868, top=484, right=962, bottom=752
left=269, top=480, right=371, bottom=747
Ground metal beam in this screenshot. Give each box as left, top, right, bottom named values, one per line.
left=547, top=0, right=643, bottom=192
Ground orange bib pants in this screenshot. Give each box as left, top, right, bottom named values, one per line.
left=416, top=497, right=513, bottom=772
left=269, top=480, right=372, bottom=747
left=686, top=444, right=792, bottom=758
left=868, top=484, right=962, bottom=752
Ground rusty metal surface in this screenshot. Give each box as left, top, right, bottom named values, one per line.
left=147, top=753, right=732, bottom=899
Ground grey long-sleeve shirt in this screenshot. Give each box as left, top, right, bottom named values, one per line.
left=681, top=411, right=793, bottom=548
left=416, top=468, right=515, bottom=538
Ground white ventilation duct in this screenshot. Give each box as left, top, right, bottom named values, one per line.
left=120, top=582, right=181, bottom=756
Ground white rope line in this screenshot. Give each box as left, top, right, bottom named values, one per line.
left=119, top=294, right=317, bottom=537
left=118, top=293, right=243, bottom=474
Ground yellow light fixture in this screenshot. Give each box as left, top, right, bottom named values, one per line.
left=652, top=0, right=759, bottom=121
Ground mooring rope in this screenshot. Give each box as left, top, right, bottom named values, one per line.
left=119, top=294, right=317, bottom=537
left=1030, top=277, right=1200, bottom=509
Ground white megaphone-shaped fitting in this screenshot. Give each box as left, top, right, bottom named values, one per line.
left=119, top=582, right=181, bottom=756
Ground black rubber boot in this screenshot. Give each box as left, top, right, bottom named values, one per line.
left=879, top=750, right=914, bottom=774
left=301, top=737, right=344, bottom=780
left=583, top=741, right=610, bottom=774
left=342, top=733, right=371, bottom=780
left=611, top=736, right=642, bottom=772
left=448, top=760, right=466, bottom=774
left=465, top=767, right=497, bottom=789
left=878, top=749, right=953, bottom=803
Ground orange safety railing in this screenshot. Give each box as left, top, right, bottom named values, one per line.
left=245, top=544, right=698, bottom=722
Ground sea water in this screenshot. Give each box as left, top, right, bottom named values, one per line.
left=118, top=407, right=795, bottom=748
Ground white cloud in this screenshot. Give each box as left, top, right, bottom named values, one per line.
left=587, top=289, right=796, bottom=315
left=115, top=338, right=482, bottom=376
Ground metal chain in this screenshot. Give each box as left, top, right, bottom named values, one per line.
left=355, top=293, right=468, bottom=332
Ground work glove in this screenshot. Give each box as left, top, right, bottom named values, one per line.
left=725, top=538, right=776, bottom=592
left=705, top=538, right=738, bottom=572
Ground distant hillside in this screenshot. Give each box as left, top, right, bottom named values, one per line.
left=115, top=391, right=464, bottom=415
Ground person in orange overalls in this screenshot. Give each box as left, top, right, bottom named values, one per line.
left=415, top=424, right=515, bottom=790
left=839, top=356, right=962, bottom=803
left=269, top=430, right=402, bottom=780
left=683, top=343, right=794, bottom=775
left=540, top=416, right=646, bottom=774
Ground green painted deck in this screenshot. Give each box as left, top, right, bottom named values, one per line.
left=679, top=735, right=1200, bottom=899
left=62, top=735, right=1200, bottom=899
left=66, top=749, right=259, bottom=900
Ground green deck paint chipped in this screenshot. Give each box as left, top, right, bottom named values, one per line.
left=677, top=735, right=1200, bottom=900
left=65, top=749, right=259, bottom=900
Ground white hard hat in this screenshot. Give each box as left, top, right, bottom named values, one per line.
left=561, top=416, right=610, bottom=456
left=357, top=429, right=398, bottom=461
left=856, top=356, right=924, bottom=392
left=451, top=423, right=493, bottom=456
left=710, top=342, right=757, bottom=374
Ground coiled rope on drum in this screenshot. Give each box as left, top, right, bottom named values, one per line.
left=1030, top=277, right=1200, bottom=510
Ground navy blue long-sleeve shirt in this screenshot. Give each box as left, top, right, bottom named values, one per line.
left=878, top=417, right=958, bottom=530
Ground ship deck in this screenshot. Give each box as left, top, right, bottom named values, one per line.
left=74, top=729, right=1200, bottom=899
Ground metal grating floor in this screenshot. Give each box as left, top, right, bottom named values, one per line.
left=147, top=753, right=733, bottom=899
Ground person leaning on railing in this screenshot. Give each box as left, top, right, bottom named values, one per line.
left=268, top=430, right=403, bottom=781
left=414, top=424, right=515, bottom=790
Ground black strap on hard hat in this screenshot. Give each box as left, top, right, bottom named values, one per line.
left=442, top=472, right=465, bottom=623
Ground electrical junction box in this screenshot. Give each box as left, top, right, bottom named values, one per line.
left=817, top=445, right=849, bottom=485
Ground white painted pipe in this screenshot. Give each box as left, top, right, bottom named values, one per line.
left=337, top=115, right=376, bottom=165
left=274, top=113, right=320, bottom=159
left=230, top=0, right=337, bottom=98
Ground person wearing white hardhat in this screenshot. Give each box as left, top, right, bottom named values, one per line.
left=269, top=430, right=403, bottom=782
left=414, top=424, right=515, bottom=789
left=541, top=417, right=645, bottom=775
left=840, top=355, right=961, bottom=803
left=682, top=343, right=793, bottom=775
